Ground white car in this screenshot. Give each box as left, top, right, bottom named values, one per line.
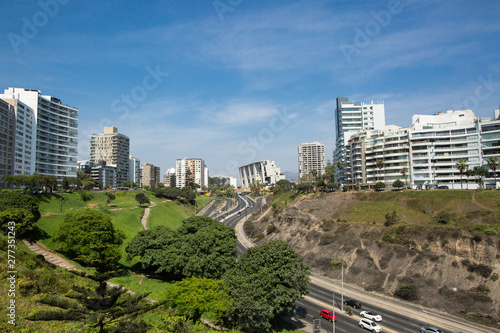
left=359, top=318, right=382, bottom=332
left=360, top=310, right=382, bottom=322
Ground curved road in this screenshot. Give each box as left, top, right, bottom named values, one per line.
left=204, top=194, right=492, bottom=333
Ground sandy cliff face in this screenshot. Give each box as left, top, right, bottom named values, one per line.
left=249, top=192, right=500, bottom=322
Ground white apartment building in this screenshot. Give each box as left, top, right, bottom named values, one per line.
left=90, top=127, right=130, bottom=187
left=478, top=107, right=500, bottom=188
left=345, top=125, right=410, bottom=189
left=298, top=142, right=325, bottom=182
left=176, top=158, right=206, bottom=189
left=239, top=160, right=284, bottom=190
left=334, top=97, right=385, bottom=185
left=409, top=110, right=481, bottom=189
left=1, top=88, right=79, bottom=182
left=129, top=155, right=141, bottom=185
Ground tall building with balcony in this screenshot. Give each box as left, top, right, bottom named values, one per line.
left=0, top=87, right=78, bottom=182
left=298, top=142, right=325, bottom=182
left=176, top=158, right=206, bottom=189
left=142, top=163, right=160, bottom=188
left=345, top=125, right=410, bottom=189
left=239, top=160, right=284, bottom=190
left=129, top=155, right=141, bottom=185
left=90, top=127, right=129, bottom=187
left=334, top=97, right=385, bottom=185
left=163, top=167, right=176, bottom=187
left=0, top=99, right=16, bottom=185
left=409, top=110, right=481, bottom=189
left=479, top=106, right=500, bottom=188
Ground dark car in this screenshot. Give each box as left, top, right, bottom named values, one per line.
left=436, top=185, right=449, bottom=189
left=419, top=327, right=444, bottom=333
left=343, top=299, right=362, bottom=309
left=320, top=309, right=337, bottom=322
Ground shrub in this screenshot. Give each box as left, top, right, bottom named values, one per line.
left=394, top=282, right=420, bottom=301
left=266, top=223, right=275, bottom=234
left=319, top=234, right=335, bottom=245
left=465, top=312, right=497, bottom=325
left=375, top=182, right=386, bottom=191
left=392, top=179, right=404, bottom=189
left=79, top=191, right=94, bottom=202
left=330, top=258, right=346, bottom=270
left=490, top=272, right=499, bottom=282
left=384, top=211, right=399, bottom=227
left=434, top=211, right=452, bottom=224
left=342, top=186, right=348, bottom=192
left=321, top=219, right=335, bottom=232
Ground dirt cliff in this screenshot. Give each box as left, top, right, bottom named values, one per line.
left=247, top=191, right=500, bottom=327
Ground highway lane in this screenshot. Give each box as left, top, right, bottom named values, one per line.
left=204, top=195, right=461, bottom=333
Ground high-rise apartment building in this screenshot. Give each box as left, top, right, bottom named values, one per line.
left=142, top=163, right=161, bottom=188
left=0, top=99, right=16, bottom=185
left=239, top=160, right=284, bottom=190
left=298, top=142, right=325, bottom=182
left=0, top=87, right=78, bottom=182
left=334, top=97, right=385, bottom=185
left=176, top=158, right=206, bottom=189
left=129, top=155, right=141, bottom=185
left=90, top=127, right=129, bottom=187
left=344, top=125, right=410, bottom=189
left=163, top=167, right=176, bottom=187
left=409, top=110, right=481, bottom=189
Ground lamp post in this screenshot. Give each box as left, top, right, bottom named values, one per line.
left=341, top=249, right=354, bottom=312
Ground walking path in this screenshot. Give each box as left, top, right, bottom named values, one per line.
left=23, top=240, right=81, bottom=272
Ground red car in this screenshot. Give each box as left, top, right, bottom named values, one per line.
left=320, top=309, right=337, bottom=322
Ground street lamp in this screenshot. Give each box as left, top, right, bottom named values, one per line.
left=341, top=249, right=354, bottom=312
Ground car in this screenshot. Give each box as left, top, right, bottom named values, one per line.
left=436, top=185, right=449, bottom=189
left=343, top=299, right=362, bottom=308
left=360, top=310, right=382, bottom=322
left=320, top=309, right=337, bottom=322
left=358, top=318, right=381, bottom=332
left=419, top=327, right=444, bottom=333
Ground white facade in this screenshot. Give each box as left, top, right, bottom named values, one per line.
left=409, top=110, right=481, bottom=189
left=479, top=108, right=500, bottom=188
left=1, top=88, right=78, bottom=182
left=334, top=97, right=385, bottom=185
left=345, top=125, right=410, bottom=189
left=298, top=141, right=325, bottom=182
left=239, top=160, right=284, bottom=190
left=176, top=158, right=206, bottom=189
left=1, top=98, right=35, bottom=176
left=129, top=155, right=141, bottom=184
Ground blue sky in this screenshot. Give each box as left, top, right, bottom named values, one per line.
left=2, top=0, right=500, bottom=180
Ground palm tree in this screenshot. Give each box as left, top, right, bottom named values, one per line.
left=456, top=158, right=467, bottom=190
left=401, top=167, right=408, bottom=189
left=336, top=161, right=344, bottom=189
left=486, top=156, right=499, bottom=189
left=376, top=159, right=384, bottom=183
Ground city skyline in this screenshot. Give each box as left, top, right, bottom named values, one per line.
left=2, top=1, right=500, bottom=178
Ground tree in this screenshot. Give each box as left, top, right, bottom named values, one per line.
left=376, top=159, right=384, bottom=182
left=250, top=180, right=265, bottom=196
left=456, top=158, right=468, bottom=190
left=223, top=240, right=310, bottom=332
left=0, top=192, right=41, bottom=241
left=30, top=209, right=162, bottom=332
left=375, top=182, right=386, bottom=191
left=392, top=179, right=404, bottom=190
left=471, top=166, right=489, bottom=190
left=106, top=191, right=116, bottom=205
left=122, top=180, right=136, bottom=188
left=394, top=283, right=420, bottom=301
left=163, top=277, right=232, bottom=322
left=127, top=217, right=237, bottom=279
left=336, top=161, right=344, bottom=189
left=486, top=156, right=499, bottom=188
left=135, top=192, right=151, bottom=206
left=400, top=167, right=408, bottom=188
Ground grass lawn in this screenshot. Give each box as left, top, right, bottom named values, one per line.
left=147, top=200, right=192, bottom=230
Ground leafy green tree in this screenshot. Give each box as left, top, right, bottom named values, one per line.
left=122, top=180, right=136, bottom=188
left=471, top=166, right=489, bottom=189
left=106, top=191, right=116, bottom=205
left=0, top=191, right=41, bottom=220
left=30, top=209, right=162, bottom=332
left=392, top=179, right=404, bottom=190
left=223, top=240, right=310, bottom=332
left=456, top=158, right=468, bottom=190
left=394, top=283, right=420, bottom=301
left=135, top=192, right=151, bottom=206
left=163, top=277, right=232, bottom=322
left=336, top=161, right=344, bottom=189
left=127, top=217, right=237, bottom=279
left=400, top=167, right=408, bottom=188
left=376, top=159, right=384, bottom=182
left=0, top=208, right=36, bottom=241
left=375, top=182, right=386, bottom=191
